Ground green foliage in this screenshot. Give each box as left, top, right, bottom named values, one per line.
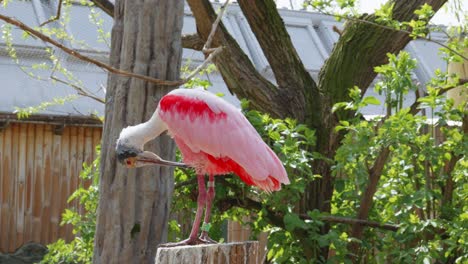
left=14, top=94, right=78, bottom=119
left=374, top=51, right=418, bottom=114
left=181, top=62, right=217, bottom=89
left=331, top=52, right=467, bottom=263
left=41, top=147, right=100, bottom=264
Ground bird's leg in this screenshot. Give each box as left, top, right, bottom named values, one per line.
left=199, top=174, right=217, bottom=243
left=159, top=174, right=207, bottom=247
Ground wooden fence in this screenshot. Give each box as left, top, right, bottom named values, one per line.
left=0, top=120, right=263, bottom=256
left=0, top=122, right=101, bottom=253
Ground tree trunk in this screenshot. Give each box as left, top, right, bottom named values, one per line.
left=93, top=1, right=184, bottom=263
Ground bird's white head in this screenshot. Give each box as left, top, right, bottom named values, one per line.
left=115, top=125, right=186, bottom=169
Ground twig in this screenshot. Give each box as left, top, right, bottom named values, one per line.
left=316, top=9, right=468, bottom=61
left=39, top=0, right=63, bottom=27
left=0, top=13, right=184, bottom=86
left=51, top=76, right=105, bottom=104
left=203, top=0, right=230, bottom=52
left=182, top=47, right=223, bottom=82
left=181, top=0, right=230, bottom=83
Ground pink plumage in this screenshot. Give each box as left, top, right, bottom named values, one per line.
left=157, top=88, right=289, bottom=192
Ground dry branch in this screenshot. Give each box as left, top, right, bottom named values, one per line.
left=39, top=0, right=63, bottom=27
left=180, top=0, right=230, bottom=81
left=50, top=76, right=105, bottom=104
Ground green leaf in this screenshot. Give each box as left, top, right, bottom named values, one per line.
left=361, top=96, right=381, bottom=105
left=284, top=213, right=307, bottom=231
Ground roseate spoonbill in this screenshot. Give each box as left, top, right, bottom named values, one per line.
left=115, top=88, right=289, bottom=246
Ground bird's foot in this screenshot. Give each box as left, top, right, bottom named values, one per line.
left=158, top=237, right=208, bottom=248
left=199, top=231, right=217, bottom=244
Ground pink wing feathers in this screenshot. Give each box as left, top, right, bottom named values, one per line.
left=157, top=89, right=289, bottom=192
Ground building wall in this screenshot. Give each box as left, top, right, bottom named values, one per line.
left=0, top=122, right=101, bottom=253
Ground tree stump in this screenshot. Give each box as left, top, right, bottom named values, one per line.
left=155, top=241, right=259, bottom=264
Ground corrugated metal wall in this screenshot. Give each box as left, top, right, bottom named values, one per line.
left=0, top=122, right=101, bottom=253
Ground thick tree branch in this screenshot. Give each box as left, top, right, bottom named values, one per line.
left=0, top=14, right=184, bottom=86
left=186, top=0, right=292, bottom=119
left=237, top=0, right=320, bottom=124
left=89, top=0, right=114, bottom=17
left=181, top=33, right=204, bottom=51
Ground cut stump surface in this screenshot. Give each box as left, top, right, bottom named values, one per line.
left=155, top=241, right=259, bottom=264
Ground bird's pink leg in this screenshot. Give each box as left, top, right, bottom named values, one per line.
left=159, top=174, right=207, bottom=247
left=199, top=174, right=216, bottom=243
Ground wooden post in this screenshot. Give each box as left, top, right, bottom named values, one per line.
left=447, top=47, right=467, bottom=108
left=155, top=241, right=259, bottom=264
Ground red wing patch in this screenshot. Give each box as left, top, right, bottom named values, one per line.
left=159, top=94, right=227, bottom=122
left=206, top=154, right=280, bottom=192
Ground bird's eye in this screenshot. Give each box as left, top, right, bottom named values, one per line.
left=126, top=159, right=132, bottom=166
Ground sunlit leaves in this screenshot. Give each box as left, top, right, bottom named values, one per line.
left=329, top=46, right=467, bottom=262
left=375, top=2, right=396, bottom=26
left=14, top=94, right=78, bottom=119
left=374, top=51, right=418, bottom=114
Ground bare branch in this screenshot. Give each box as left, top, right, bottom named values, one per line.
left=0, top=14, right=184, bottom=86
left=180, top=1, right=230, bottom=83
left=39, top=0, right=63, bottom=27
left=182, top=47, right=223, bottom=82
left=51, top=76, right=105, bottom=104
left=203, top=0, right=230, bottom=51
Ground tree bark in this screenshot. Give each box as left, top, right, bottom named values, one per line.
left=237, top=0, right=321, bottom=125
left=93, top=1, right=183, bottom=263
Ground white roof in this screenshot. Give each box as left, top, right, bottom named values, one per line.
left=0, top=1, right=448, bottom=117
